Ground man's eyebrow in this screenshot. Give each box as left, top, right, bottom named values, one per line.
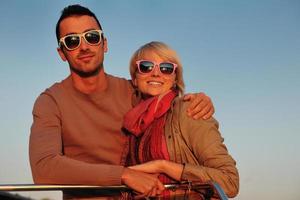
left=84, top=28, right=97, bottom=32
left=64, top=32, right=77, bottom=36
left=64, top=29, right=98, bottom=36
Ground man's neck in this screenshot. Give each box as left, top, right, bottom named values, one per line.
left=71, top=68, right=108, bottom=94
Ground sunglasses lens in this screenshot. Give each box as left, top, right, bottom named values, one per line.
left=160, top=63, right=175, bottom=74
left=64, top=36, right=80, bottom=50
left=85, top=31, right=101, bottom=45
left=139, top=61, right=154, bottom=73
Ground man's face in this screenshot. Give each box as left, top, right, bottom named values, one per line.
left=57, top=15, right=107, bottom=75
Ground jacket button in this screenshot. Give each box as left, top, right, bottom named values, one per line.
left=168, top=135, right=172, bottom=139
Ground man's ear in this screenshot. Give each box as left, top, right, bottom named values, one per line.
left=57, top=47, right=67, bottom=61
left=103, top=37, right=108, bottom=53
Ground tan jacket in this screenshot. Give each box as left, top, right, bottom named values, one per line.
left=164, top=97, right=239, bottom=198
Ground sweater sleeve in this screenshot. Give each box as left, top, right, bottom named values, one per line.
left=29, top=93, right=124, bottom=186
left=177, top=101, right=239, bottom=198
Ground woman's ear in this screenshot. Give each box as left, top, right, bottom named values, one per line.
left=132, top=78, right=137, bottom=87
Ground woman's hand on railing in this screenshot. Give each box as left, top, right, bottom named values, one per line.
left=121, top=167, right=165, bottom=198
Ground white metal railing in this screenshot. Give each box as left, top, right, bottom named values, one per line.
left=0, top=181, right=228, bottom=200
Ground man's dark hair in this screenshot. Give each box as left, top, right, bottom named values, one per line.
left=56, top=4, right=103, bottom=44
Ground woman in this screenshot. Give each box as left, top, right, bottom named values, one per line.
left=123, top=41, right=239, bottom=198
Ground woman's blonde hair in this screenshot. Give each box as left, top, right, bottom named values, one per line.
left=129, top=41, right=185, bottom=95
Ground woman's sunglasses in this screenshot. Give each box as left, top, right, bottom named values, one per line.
left=59, top=29, right=103, bottom=51
left=136, top=60, right=177, bottom=75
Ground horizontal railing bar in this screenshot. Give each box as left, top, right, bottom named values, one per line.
left=0, top=182, right=210, bottom=192
left=0, top=182, right=228, bottom=200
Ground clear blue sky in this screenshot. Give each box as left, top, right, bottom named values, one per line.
left=0, top=1, right=299, bottom=199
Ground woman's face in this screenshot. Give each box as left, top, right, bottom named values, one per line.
left=134, top=52, right=176, bottom=97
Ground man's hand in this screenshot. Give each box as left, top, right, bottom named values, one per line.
left=183, top=92, right=214, bottom=120
left=121, top=168, right=165, bottom=198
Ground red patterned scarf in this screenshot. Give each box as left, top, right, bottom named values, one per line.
left=123, top=90, right=178, bottom=185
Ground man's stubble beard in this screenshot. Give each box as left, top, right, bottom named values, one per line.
left=69, top=63, right=103, bottom=78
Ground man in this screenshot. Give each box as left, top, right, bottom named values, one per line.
left=29, top=4, right=214, bottom=199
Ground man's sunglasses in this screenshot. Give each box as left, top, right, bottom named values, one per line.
left=136, top=60, right=177, bottom=75
left=59, top=29, right=103, bottom=51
